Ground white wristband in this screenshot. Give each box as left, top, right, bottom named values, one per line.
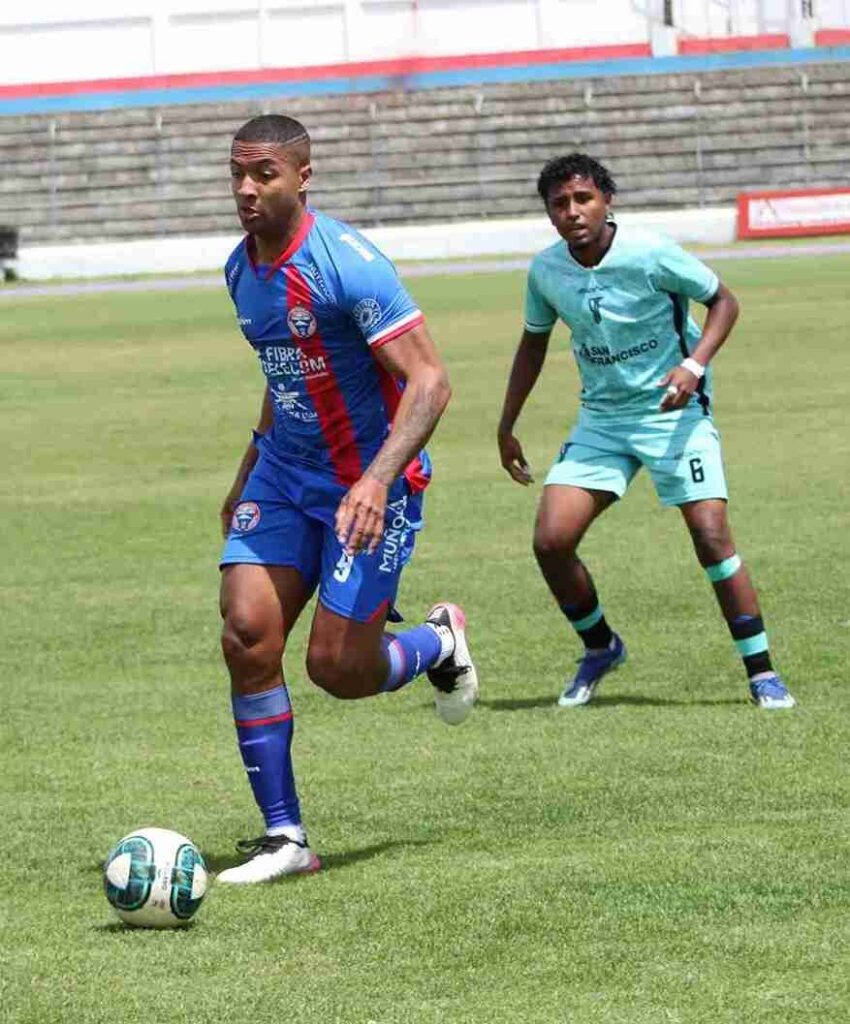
left=680, top=357, right=705, bottom=379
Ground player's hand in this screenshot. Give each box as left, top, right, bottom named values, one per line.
left=498, top=430, right=534, bottom=486
left=336, top=475, right=388, bottom=556
left=658, top=365, right=700, bottom=412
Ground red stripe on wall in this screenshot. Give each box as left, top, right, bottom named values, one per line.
left=678, top=33, right=790, bottom=55
left=0, top=43, right=652, bottom=100
left=285, top=266, right=363, bottom=487
left=815, top=29, right=850, bottom=47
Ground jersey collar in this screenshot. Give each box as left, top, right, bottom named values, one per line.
left=565, top=221, right=618, bottom=271
left=246, top=210, right=316, bottom=279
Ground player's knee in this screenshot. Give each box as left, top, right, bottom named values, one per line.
left=687, top=513, right=732, bottom=565
left=305, top=645, right=374, bottom=699
left=221, top=611, right=282, bottom=670
left=533, top=522, right=578, bottom=562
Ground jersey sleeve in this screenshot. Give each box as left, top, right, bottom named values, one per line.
left=337, top=236, right=424, bottom=348
left=523, top=263, right=557, bottom=333
left=224, top=241, right=245, bottom=303
left=651, top=238, right=719, bottom=303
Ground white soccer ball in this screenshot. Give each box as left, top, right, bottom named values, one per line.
left=103, top=827, right=208, bottom=929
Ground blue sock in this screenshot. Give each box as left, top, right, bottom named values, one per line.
left=232, top=686, right=301, bottom=833
left=379, top=625, right=443, bottom=692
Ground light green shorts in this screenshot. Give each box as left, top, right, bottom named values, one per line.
left=544, top=412, right=728, bottom=506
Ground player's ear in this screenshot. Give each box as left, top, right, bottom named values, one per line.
left=298, top=162, right=312, bottom=193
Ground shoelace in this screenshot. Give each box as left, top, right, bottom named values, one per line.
left=235, top=834, right=305, bottom=855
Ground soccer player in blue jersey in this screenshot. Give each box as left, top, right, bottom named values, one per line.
left=497, top=153, right=794, bottom=711
left=215, top=115, right=478, bottom=884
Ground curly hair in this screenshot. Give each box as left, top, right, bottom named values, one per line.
left=536, top=154, right=617, bottom=204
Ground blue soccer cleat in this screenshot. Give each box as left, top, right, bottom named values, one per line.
left=749, top=674, right=796, bottom=710
left=558, top=633, right=626, bottom=707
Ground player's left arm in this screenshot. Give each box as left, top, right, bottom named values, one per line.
left=654, top=237, right=741, bottom=411
left=659, top=281, right=739, bottom=410
left=335, top=321, right=451, bottom=556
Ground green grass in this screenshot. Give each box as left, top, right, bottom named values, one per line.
left=1, top=255, right=849, bottom=1024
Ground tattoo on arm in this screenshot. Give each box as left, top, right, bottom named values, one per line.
left=366, top=379, right=446, bottom=485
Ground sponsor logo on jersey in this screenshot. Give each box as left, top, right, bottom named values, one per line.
left=576, top=339, right=659, bottom=365
left=287, top=305, right=317, bottom=339
left=353, top=297, right=382, bottom=332
left=270, top=384, right=319, bottom=422
left=380, top=496, right=410, bottom=574
left=588, top=296, right=638, bottom=325
left=309, top=261, right=332, bottom=302
left=259, top=346, right=327, bottom=380
left=232, top=501, right=261, bottom=532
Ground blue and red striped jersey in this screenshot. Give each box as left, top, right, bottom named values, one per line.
left=225, top=209, right=431, bottom=491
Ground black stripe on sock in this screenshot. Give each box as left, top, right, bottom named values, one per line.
left=728, top=615, right=765, bottom=641
left=744, top=652, right=773, bottom=677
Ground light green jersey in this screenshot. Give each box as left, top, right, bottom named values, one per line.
left=524, top=225, right=719, bottom=419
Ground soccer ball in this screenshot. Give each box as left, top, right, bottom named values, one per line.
left=103, top=827, right=208, bottom=929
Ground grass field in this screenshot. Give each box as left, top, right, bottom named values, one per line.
left=2, top=253, right=849, bottom=1024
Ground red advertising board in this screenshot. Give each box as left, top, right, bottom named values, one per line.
left=737, top=187, right=850, bottom=239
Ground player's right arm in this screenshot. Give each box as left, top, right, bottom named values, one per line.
left=498, top=262, right=557, bottom=485
left=220, top=385, right=273, bottom=537
left=497, top=327, right=551, bottom=486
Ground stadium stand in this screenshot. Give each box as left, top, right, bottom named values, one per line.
left=1, top=57, right=849, bottom=246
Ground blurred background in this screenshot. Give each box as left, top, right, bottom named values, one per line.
left=1, top=0, right=849, bottom=278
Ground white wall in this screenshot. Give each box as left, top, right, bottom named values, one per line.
left=2, top=0, right=847, bottom=87
left=14, top=206, right=738, bottom=281
left=0, top=0, right=651, bottom=86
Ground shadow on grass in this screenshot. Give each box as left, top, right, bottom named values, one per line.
left=206, top=837, right=431, bottom=874
left=480, top=696, right=558, bottom=711
left=92, top=919, right=200, bottom=934
left=482, top=694, right=743, bottom=711
left=591, top=694, right=743, bottom=708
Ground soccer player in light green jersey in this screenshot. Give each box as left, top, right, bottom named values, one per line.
left=497, top=154, right=794, bottom=710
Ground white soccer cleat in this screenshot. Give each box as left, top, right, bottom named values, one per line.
left=216, top=834, right=321, bottom=885
left=425, top=602, right=479, bottom=725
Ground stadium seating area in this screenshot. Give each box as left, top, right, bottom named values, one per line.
left=2, top=58, right=849, bottom=245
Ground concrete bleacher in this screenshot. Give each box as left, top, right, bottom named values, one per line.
left=2, top=59, right=849, bottom=246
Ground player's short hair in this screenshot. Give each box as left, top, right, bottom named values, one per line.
left=536, top=154, right=617, bottom=204
left=234, top=115, right=310, bottom=154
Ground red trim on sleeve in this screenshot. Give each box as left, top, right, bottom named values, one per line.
left=370, top=313, right=426, bottom=349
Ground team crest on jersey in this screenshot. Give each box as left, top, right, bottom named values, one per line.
left=287, top=305, right=317, bottom=339
left=232, top=502, right=261, bottom=533
left=353, top=297, right=382, bottom=332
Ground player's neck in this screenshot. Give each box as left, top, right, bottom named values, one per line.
left=569, top=222, right=616, bottom=268
left=253, top=205, right=307, bottom=265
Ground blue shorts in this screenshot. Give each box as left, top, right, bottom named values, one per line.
left=220, top=451, right=423, bottom=623
left=544, top=412, right=728, bottom=506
